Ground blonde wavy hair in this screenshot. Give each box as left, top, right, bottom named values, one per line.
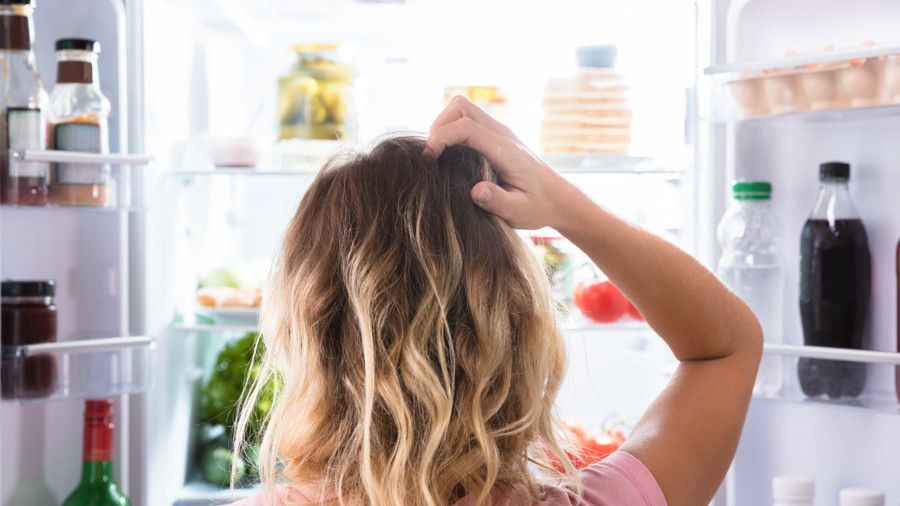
left=234, top=135, right=574, bottom=505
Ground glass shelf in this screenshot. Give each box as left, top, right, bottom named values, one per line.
left=542, top=153, right=685, bottom=175
left=172, top=323, right=260, bottom=334
left=1, top=335, right=155, bottom=404
left=753, top=343, right=900, bottom=415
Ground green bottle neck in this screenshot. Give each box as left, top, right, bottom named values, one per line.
left=79, top=460, right=114, bottom=485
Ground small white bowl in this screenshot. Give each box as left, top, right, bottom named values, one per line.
left=203, top=136, right=264, bottom=168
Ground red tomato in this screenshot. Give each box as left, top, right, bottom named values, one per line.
left=626, top=300, right=643, bottom=321
left=544, top=421, right=627, bottom=472
left=574, top=280, right=629, bottom=323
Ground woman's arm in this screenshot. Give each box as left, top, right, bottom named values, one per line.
left=425, top=96, right=763, bottom=506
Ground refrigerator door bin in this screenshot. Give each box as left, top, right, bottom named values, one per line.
left=2, top=335, right=154, bottom=404
left=701, top=42, right=900, bottom=121
left=5, top=149, right=153, bottom=210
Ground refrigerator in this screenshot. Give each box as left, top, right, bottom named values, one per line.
left=1, top=0, right=899, bottom=505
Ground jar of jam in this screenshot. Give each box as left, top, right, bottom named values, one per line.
left=1, top=280, right=57, bottom=399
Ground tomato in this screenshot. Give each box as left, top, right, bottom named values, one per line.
left=574, top=280, right=630, bottom=323
left=626, top=300, right=643, bottom=321
left=544, top=420, right=627, bottom=472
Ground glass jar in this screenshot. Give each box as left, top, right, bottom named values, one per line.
left=0, top=0, right=50, bottom=206
left=48, top=38, right=111, bottom=207
left=277, top=44, right=357, bottom=141
left=1, top=280, right=58, bottom=399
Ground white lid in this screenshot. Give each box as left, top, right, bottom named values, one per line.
left=839, top=488, right=885, bottom=506
left=773, top=476, right=815, bottom=499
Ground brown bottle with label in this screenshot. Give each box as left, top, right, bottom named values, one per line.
left=48, top=38, right=111, bottom=207
left=0, top=0, right=50, bottom=205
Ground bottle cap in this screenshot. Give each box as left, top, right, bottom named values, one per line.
left=772, top=476, right=814, bottom=500
left=839, top=488, right=885, bottom=506
left=576, top=45, right=618, bottom=69
left=732, top=181, right=772, bottom=200
left=819, top=161, right=850, bottom=180
left=1, top=280, right=56, bottom=298
left=0, top=0, right=33, bottom=5
left=55, top=38, right=100, bottom=53
left=85, top=399, right=114, bottom=419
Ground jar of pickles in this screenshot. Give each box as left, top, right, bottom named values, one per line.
left=278, top=44, right=357, bottom=141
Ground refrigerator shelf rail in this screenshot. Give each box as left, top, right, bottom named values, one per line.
left=1, top=335, right=155, bottom=405
left=763, top=343, right=900, bottom=364
left=755, top=344, right=900, bottom=415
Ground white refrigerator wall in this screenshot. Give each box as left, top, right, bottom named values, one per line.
left=706, top=0, right=900, bottom=503
left=0, top=0, right=135, bottom=504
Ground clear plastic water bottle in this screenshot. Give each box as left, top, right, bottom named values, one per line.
left=717, top=181, right=784, bottom=397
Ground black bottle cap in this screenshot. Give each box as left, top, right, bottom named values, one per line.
left=1, top=280, right=56, bottom=297
left=56, top=38, right=100, bottom=53
left=0, top=0, right=33, bottom=4
left=819, top=161, right=850, bottom=180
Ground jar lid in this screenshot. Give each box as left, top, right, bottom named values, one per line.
left=56, top=38, right=100, bottom=53
left=772, top=476, right=814, bottom=499
left=291, top=43, right=340, bottom=54
left=1, top=280, right=56, bottom=297
left=0, top=0, right=33, bottom=5
left=576, top=45, right=618, bottom=69
left=732, top=181, right=772, bottom=200
left=820, top=161, right=850, bottom=180
left=840, top=488, right=884, bottom=506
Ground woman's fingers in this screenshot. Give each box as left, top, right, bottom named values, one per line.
left=429, top=95, right=516, bottom=139
left=424, top=116, right=522, bottom=171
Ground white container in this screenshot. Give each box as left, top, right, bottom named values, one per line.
left=839, top=488, right=885, bottom=506
left=773, top=476, right=815, bottom=506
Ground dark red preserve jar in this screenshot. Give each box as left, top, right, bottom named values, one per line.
left=1, top=280, right=57, bottom=399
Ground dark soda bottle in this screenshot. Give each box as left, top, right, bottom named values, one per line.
left=798, top=161, right=870, bottom=399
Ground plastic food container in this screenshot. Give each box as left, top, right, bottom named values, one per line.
left=706, top=42, right=900, bottom=120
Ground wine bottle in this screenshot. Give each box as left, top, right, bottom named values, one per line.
left=62, top=399, right=132, bottom=506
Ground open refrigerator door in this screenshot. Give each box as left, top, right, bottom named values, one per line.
left=0, top=0, right=155, bottom=504
left=699, top=0, right=900, bottom=503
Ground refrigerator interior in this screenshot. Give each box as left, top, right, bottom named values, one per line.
left=0, top=0, right=150, bottom=504
left=141, top=0, right=697, bottom=504
left=701, top=0, right=900, bottom=504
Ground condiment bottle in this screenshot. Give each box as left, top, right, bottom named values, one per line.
left=0, top=0, right=50, bottom=205
left=48, top=38, right=111, bottom=207
left=798, top=161, right=870, bottom=399
left=0, top=280, right=57, bottom=399
left=772, top=476, right=815, bottom=506
left=62, top=399, right=132, bottom=506
left=838, top=488, right=885, bottom=506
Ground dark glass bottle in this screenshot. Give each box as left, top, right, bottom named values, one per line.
left=62, top=399, right=132, bottom=506
left=798, top=161, right=871, bottom=399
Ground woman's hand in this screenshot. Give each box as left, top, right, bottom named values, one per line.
left=424, top=96, right=578, bottom=230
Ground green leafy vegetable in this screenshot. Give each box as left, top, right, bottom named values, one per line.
left=199, top=332, right=276, bottom=443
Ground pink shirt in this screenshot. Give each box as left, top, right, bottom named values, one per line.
left=228, top=451, right=666, bottom=505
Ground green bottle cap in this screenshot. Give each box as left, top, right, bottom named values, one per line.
left=732, top=181, right=771, bottom=200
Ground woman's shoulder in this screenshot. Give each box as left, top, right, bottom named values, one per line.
left=228, top=452, right=665, bottom=506
left=464, top=451, right=666, bottom=506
